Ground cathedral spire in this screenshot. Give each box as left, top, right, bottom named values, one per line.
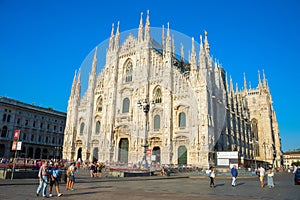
left=144, top=10, right=150, bottom=41
left=115, top=21, right=120, bottom=50
left=180, top=43, right=184, bottom=61
left=91, top=47, right=98, bottom=75
left=199, top=34, right=205, bottom=66
left=70, top=70, right=77, bottom=98
left=161, top=25, right=165, bottom=50
left=75, top=68, right=81, bottom=99
left=204, top=30, right=210, bottom=55
left=243, top=73, right=247, bottom=91
left=262, top=69, right=268, bottom=88
left=225, top=72, right=229, bottom=92
left=258, top=70, right=262, bottom=88
left=161, top=25, right=165, bottom=51
left=109, top=23, right=115, bottom=51
left=190, top=37, right=197, bottom=68
left=165, top=22, right=171, bottom=53
left=200, top=34, right=203, bottom=50
left=230, top=76, right=234, bottom=95
left=138, top=12, right=144, bottom=42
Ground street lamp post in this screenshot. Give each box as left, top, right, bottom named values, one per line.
left=137, top=99, right=155, bottom=169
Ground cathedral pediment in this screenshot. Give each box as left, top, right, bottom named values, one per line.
left=90, top=139, right=99, bottom=144
left=120, top=34, right=137, bottom=53
left=119, top=87, right=134, bottom=94
left=114, top=124, right=131, bottom=133
left=75, top=140, right=82, bottom=145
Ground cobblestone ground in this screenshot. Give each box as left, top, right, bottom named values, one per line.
left=0, top=171, right=299, bottom=200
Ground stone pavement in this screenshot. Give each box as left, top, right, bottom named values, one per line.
left=0, top=170, right=299, bottom=200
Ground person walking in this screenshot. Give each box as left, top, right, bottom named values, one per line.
left=49, top=163, right=63, bottom=197
left=89, top=162, right=96, bottom=178
left=66, top=162, right=76, bottom=191
left=36, top=160, right=49, bottom=198
left=208, top=166, right=216, bottom=188
left=231, top=165, right=238, bottom=187
left=258, top=165, right=266, bottom=188
left=76, top=160, right=81, bottom=171
left=267, top=168, right=275, bottom=188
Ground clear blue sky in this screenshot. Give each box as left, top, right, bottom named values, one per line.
left=1, top=0, right=299, bottom=152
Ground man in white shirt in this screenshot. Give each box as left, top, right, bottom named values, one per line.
left=36, top=161, right=49, bottom=197
left=293, top=164, right=298, bottom=174
left=258, top=165, right=265, bottom=188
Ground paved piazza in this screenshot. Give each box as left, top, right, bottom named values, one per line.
left=0, top=171, right=299, bottom=200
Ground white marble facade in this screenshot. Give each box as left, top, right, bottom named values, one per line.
left=63, top=12, right=282, bottom=168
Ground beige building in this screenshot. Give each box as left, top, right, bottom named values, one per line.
left=0, top=97, right=66, bottom=159
left=63, top=13, right=282, bottom=168
left=283, top=152, right=300, bottom=168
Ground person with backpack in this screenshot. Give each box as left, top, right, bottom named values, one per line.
left=49, top=163, right=63, bottom=197
left=66, top=162, right=76, bottom=191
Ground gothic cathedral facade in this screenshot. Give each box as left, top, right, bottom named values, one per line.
left=63, top=13, right=282, bottom=168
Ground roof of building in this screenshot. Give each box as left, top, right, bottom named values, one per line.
left=0, top=96, right=66, bottom=117
left=283, top=152, right=300, bottom=155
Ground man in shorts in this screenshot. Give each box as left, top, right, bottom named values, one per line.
left=49, top=163, right=63, bottom=197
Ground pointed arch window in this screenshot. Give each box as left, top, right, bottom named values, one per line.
left=122, top=98, right=130, bottom=113
left=125, top=61, right=133, bottom=82
left=251, top=119, right=259, bottom=139
left=80, top=122, right=85, bottom=135
left=97, top=97, right=103, bottom=112
left=95, top=121, right=101, bottom=134
left=251, top=119, right=259, bottom=156
left=154, top=87, right=162, bottom=103
left=178, top=112, right=186, bottom=128
left=154, top=115, right=161, bottom=130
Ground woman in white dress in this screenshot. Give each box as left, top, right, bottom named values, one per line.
left=267, top=169, right=274, bottom=188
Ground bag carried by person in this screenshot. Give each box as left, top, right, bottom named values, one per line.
left=205, top=169, right=211, bottom=177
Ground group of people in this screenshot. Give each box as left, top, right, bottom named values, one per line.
left=89, top=162, right=105, bottom=178
left=257, top=165, right=275, bottom=188
left=206, top=165, right=275, bottom=188
left=36, top=160, right=77, bottom=198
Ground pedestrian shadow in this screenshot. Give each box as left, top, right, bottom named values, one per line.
left=83, top=186, right=112, bottom=190
left=236, top=182, right=245, bottom=186
left=215, top=183, right=225, bottom=187
left=64, top=190, right=111, bottom=197
left=63, top=191, right=98, bottom=196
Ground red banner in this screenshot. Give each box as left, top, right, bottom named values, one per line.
left=146, top=149, right=151, bottom=154
left=13, top=130, right=20, bottom=140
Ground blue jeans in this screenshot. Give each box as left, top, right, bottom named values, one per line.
left=36, top=176, right=48, bottom=197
